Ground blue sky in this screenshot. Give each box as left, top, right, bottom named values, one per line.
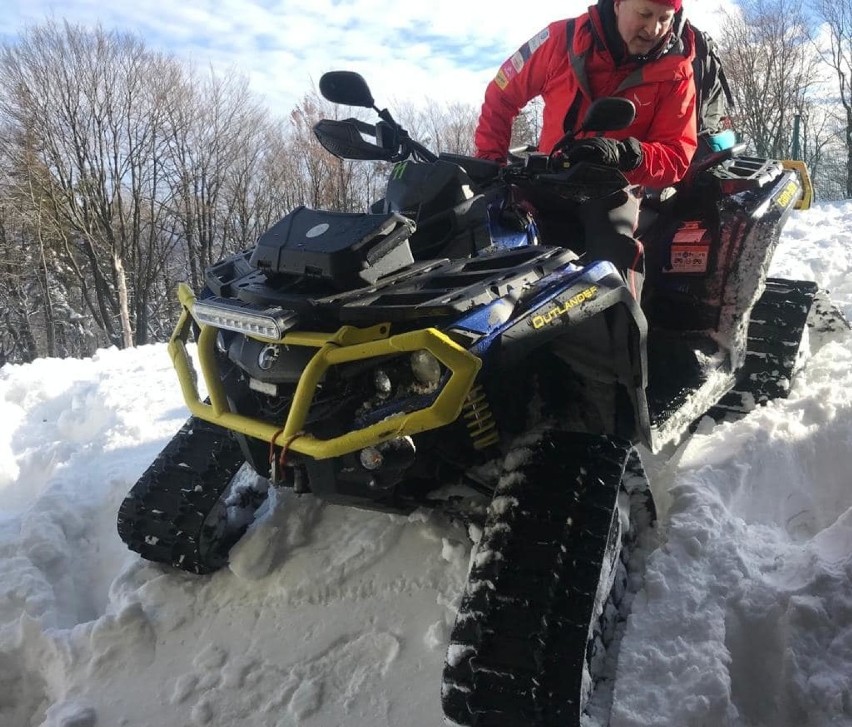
left=1, top=0, right=737, bottom=114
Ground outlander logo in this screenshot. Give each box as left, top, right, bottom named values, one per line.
left=532, top=286, right=598, bottom=329
left=775, top=181, right=799, bottom=209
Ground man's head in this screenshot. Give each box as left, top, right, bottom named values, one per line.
left=614, top=0, right=680, bottom=56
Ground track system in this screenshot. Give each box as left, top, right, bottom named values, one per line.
left=441, top=432, right=655, bottom=727
left=713, top=277, right=849, bottom=416
left=117, top=416, right=249, bottom=574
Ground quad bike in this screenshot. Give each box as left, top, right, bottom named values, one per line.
left=117, top=71, right=835, bottom=725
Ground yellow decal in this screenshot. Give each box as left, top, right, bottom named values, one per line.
left=532, top=286, right=598, bottom=329
left=781, top=160, right=813, bottom=210
left=494, top=69, right=509, bottom=90
left=775, top=180, right=798, bottom=210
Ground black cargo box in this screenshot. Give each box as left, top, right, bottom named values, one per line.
left=250, top=206, right=416, bottom=288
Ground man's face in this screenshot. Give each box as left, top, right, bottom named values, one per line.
left=614, top=0, right=676, bottom=56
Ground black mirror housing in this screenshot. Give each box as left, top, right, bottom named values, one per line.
left=580, top=97, right=636, bottom=134
left=319, top=71, right=375, bottom=108
left=549, top=97, right=637, bottom=155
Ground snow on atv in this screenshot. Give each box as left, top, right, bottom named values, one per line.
left=117, top=71, right=834, bottom=726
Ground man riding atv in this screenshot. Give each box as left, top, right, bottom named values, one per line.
left=475, top=0, right=697, bottom=299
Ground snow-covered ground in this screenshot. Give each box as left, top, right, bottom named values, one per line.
left=2, top=200, right=852, bottom=727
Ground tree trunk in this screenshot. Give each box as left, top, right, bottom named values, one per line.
left=114, top=253, right=134, bottom=349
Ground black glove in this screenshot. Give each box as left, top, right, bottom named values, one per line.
left=565, top=137, right=643, bottom=171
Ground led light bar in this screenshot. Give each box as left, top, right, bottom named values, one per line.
left=191, top=297, right=298, bottom=340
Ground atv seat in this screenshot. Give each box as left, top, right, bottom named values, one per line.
left=639, top=141, right=747, bottom=222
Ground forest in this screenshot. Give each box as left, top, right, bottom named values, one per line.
left=0, top=0, right=849, bottom=365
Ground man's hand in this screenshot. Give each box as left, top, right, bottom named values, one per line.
left=564, top=137, right=643, bottom=171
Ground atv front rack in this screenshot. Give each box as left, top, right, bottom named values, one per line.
left=169, top=284, right=482, bottom=460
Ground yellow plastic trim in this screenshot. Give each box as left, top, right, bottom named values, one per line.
left=168, top=286, right=482, bottom=460
left=781, top=160, right=813, bottom=210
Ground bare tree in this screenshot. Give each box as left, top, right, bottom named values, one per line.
left=162, top=67, right=278, bottom=289
left=510, top=97, right=544, bottom=152
left=718, top=0, right=822, bottom=160
left=288, top=91, right=383, bottom=212
left=405, top=99, right=479, bottom=156
left=221, top=118, right=290, bottom=252
left=0, top=197, right=39, bottom=363
left=0, top=21, right=182, bottom=348
left=814, top=0, right=852, bottom=196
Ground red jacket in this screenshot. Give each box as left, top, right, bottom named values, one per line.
left=475, top=6, right=697, bottom=187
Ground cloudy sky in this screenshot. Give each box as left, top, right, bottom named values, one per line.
left=1, top=0, right=737, bottom=115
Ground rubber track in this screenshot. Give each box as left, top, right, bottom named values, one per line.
left=441, top=433, right=649, bottom=727
left=117, top=416, right=247, bottom=574
left=712, top=277, right=817, bottom=415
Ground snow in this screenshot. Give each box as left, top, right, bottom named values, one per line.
left=3, top=200, right=852, bottom=727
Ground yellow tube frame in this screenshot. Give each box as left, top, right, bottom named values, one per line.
left=781, top=160, right=813, bottom=210
left=168, top=284, right=482, bottom=460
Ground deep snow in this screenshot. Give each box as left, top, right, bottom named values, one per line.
left=2, top=200, right=852, bottom=727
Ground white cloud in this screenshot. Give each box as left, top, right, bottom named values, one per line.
left=1, top=0, right=737, bottom=115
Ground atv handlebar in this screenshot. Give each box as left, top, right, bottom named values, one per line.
left=498, top=153, right=629, bottom=203
left=312, top=111, right=628, bottom=203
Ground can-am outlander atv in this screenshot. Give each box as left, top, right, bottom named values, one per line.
left=117, top=71, right=835, bottom=725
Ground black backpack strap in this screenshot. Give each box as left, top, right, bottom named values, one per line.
left=716, top=57, right=735, bottom=110
left=565, top=18, right=575, bottom=48
left=562, top=19, right=586, bottom=133
left=704, top=31, right=734, bottom=109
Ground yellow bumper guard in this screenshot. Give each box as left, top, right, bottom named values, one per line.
left=781, top=159, right=813, bottom=210
left=168, top=284, right=482, bottom=460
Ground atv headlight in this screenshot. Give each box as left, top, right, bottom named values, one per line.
left=410, top=349, right=442, bottom=386
left=192, top=297, right=298, bottom=340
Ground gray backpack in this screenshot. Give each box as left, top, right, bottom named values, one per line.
left=690, top=24, right=735, bottom=136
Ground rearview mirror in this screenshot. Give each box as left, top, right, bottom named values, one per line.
left=319, top=71, right=375, bottom=108
left=579, top=97, right=636, bottom=134
left=550, top=97, right=637, bottom=155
